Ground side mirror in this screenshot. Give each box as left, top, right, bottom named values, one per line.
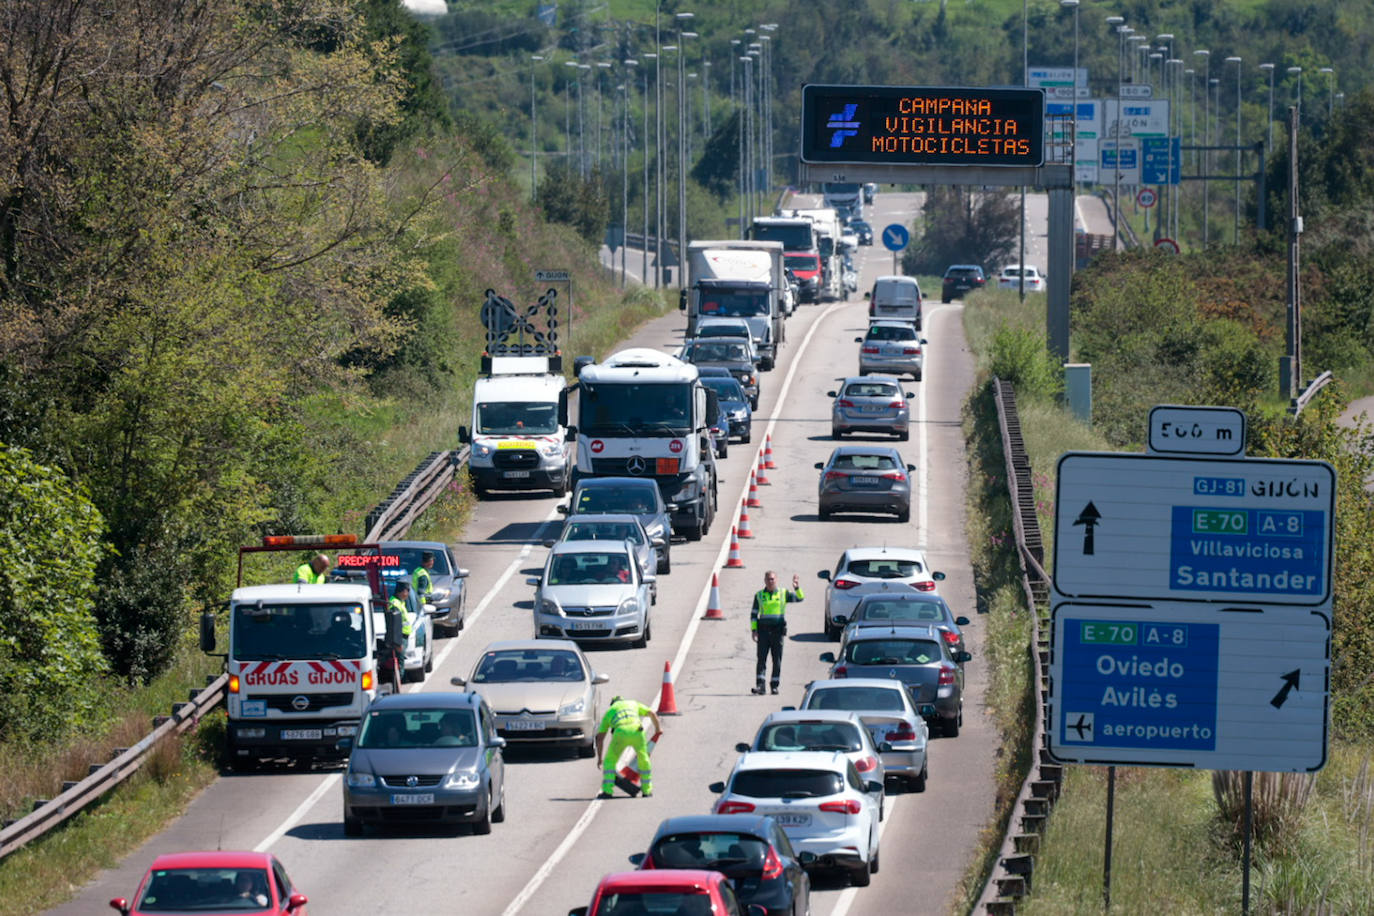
left=907, top=464, right=916, bottom=472
left=878, top=741, right=893, bottom=753
left=556, top=504, right=570, bottom=515
left=592, top=673, right=610, bottom=685
left=650, top=538, right=666, bottom=549
left=905, top=392, right=915, bottom=399
left=543, top=539, right=557, bottom=548
left=709, top=781, right=726, bottom=793
left=678, top=290, right=688, bottom=311
left=834, top=616, right=848, bottom=626
left=819, top=652, right=836, bottom=663
left=797, top=851, right=817, bottom=867
left=335, top=737, right=353, bottom=752
left=629, top=852, right=646, bottom=866
left=458, top=425, right=471, bottom=444
left=863, top=292, right=871, bottom=300
left=921, top=338, right=929, bottom=345
left=456, top=568, right=470, bottom=579
left=817, top=569, right=831, bottom=580
left=525, top=577, right=540, bottom=587
left=826, top=390, right=838, bottom=398
left=199, top=611, right=216, bottom=653
left=854, top=337, right=863, bottom=343
left=286, top=895, right=309, bottom=914
left=450, top=676, right=467, bottom=687
left=918, top=704, right=937, bottom=718
left=955, top=616, right=970, bottom=626
left=932, top=571, right=946, bottom=581
left=958, top=651, right=973, bottom=663
left=108, top=900, right=130, bottom=916
left=814, top=462, right=824, bottom=470
left=665, top=502, right=679, bottom=512
left=865, top=780, right=883, bottom=794
left=491, top=737, right=508, bottom=749
left=642, top=573, right=657, bottom=585
left=564, top=425, right=577, bottom=442
left=735, top=741, right=751, bottom=753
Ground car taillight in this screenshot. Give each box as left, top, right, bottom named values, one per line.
left=819, top=799, right=863, bottom=815
left=914, top=580, right=936, bottom=592
left=938, top=665, right=956, bottom=686
left=824, top=471, right=848, bottom=481
left=888, top=400, right=905, bottom=408
left=879, top=471, right=906, bottom=481
left=942, top=630, right=960, bottom=645
left=902, top=347, right=921, bottom=355
left=761, top=846, right=784, bottom=879
left=834, top=665, right=848, bottom=678
left=862, top=345, right=880, bottom=354
left=837, top=399, right=856, bottom=408
left=716, top=800, right=756, bottom=815
left=229, top=674, right=241, bottom=694
left=887, top=722, right=917, bottom=741
left=975, top=277, right=985, bottom=284
left=833, top=578, right=861, bottom=590
left=855, top=755, right=878, bottom=773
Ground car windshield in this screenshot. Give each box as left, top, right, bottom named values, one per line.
left=842, top=382, right=900, bottom=400
left=136, top=867, right=273, bottom=912
left=575, top=486, right=658, bottom=515
left=829, top=453, right=900, bottom=471
left=361, top=547, right=450, bottom=576
left=475, top=400, right=559, bottom=435
left=473, top=648, right=585, bottom=683
left=697, top=324, right=750, bottom=339
left=753, top=223, right=814, bottom=250
left=701, top=378, right=747, bottom=404
left=806, top=686, right=906, bottom=712
left=564, top=520, right=646, bottom=545
left=866, top=325, right=916, bottom=341
left=594, top=891, right=716, bottom=916
left=580, top=381, right=692, bottom=436
left=651, top=832, right=770, bottom=873
left=698, top=291, right=768, bottom=318
left=231, top=602, right=366, bottom=661
left=845, top=558, right=923, bottom=578
left=358, top=708, right=477, bottom=748
left=685, top=341, right=749, bottom=363
left=844, top=639, right=941, bottom=665
left=729, top=768, right=844, bottom=799
left=784, top=254, right=818, bottom=271
left=854, top=598, right=948, bottom=623
left=759, top=721, right=863, bottom=752
left=548, top=552, right=632, bottom=586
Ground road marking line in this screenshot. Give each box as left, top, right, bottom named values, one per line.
left=255, top=774, right=339, bottom=852
left=501, top=301, right=848, bottom=916
left=829, top=794, right=901, bottom=916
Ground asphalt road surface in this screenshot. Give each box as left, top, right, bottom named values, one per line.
left=54, top=191, right=1020, bottom=916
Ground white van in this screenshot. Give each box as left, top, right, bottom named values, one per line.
left=866, top=275, right=923, bottom=329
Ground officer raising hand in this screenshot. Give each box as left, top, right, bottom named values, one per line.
left=750, top=570, right=804, bottom=695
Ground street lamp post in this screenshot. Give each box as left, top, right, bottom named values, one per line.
left=1259, top=63, right=1276, bottom=160
left=1167, top=58, right=1183, bottom=240
left=564, top=60, right=579, bottom=176
left=1063, top=0, right=1080, bottom=190
left=578, top=63, right=591, bottom=177
left=1226, top=56, right=1242, bottom=242
left=596, top=62, right=612, bottom=171
left=741, top=53, right=755, bottom=226
left=623, top=57, right=639, bottom=286
left=1194, top=49, right=1211, bottom=245
left=1318, top=66, right=1334, bottom=120
left=530, top=55, right=544, bottom=200
left=760, top=32, right=774, bottom=195
left=1288, top=66, right=1302, bottom=117
left=640, top=54, right=653, bottom=286
left=675, top=13, right=695, bottom=291
left=1106, top=16, right=1126, bottom=250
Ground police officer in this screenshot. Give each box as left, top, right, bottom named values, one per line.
left=750, top=570, right=803, bottom=695
left=382, top=580, right=414, bottom=692
left=594, top=695, right=662, bottom=799
left=389, top=580, right=414, bottom=641
left=294, top=553, right=331, bottom=584
left=412, top=551, right=436, bottom=603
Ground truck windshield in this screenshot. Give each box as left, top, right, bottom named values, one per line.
left=476, top=401, right=559, bottom=435
left=752, top=223, right=813, bottom=250
left=699, top=290, right=769, bottom=318
left=232, top=603, right=367, bottom=660
left=580, top=382, right=693, bottom=436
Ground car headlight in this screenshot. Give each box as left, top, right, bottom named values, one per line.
left=471, top=441, right=494, bottom=459
left=559, top=697, right=587, bottom=716
left=731, top=408, right=748, bottom=419
left=428, top=587, right=450, bottom=603
left=346, top=770, right=376, bottom=788
left=538, top=441, right=564, bottom=458
left=538, top=597, right=561, bottom=615
left=445, top=770, right=481, bottom=790
left=617, top=596, right=641, bottom=615
left=672, top=481, right=698, bottom=502
left=741, top=374, right=755, bottom=386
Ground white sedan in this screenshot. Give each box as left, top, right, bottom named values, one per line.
left=997, top=264, right=1045, bottom=292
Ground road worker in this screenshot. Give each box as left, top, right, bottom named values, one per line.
left=594, top=695, right=662, bottom=799
left=294, top=553, right=330, bottom=584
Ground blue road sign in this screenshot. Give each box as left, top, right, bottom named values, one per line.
left=881, top=223, right=910, bottom=252
left=1141, top=136, right=1181, bottom=185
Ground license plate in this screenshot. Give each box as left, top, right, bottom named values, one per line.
left=503, top=470, right=530, bottom=478
left=774, top=813, right=812, bottom=827
left=239, top=700, right=266, bottom=718
left=860, top=405, right=886, bottom=414
left=570, top=619, right=608, bottom=630
left=281, top=729, right=322, bottom=741
left=390, top=793, right=435, bottom=805
left=852, top=476, right=879, bottom=485
left=505, top=718, right=547, bottom=731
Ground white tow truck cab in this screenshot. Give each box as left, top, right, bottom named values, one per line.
left=566, top=348, right=719, bottom=541
left=201, top=533, right=429, bottom=770
left=680, top=241, right=790, bottom=370
left=459, top=354, right=571, bottom=497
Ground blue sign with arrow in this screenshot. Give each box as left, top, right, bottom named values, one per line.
left=881, top=223, right=910, bottom=252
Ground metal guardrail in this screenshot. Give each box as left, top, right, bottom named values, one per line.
left=1098, top=189, right=1139, bottom=250
left=1289, top=370, right=1334, bottom=416
left=364, top=448, right=468, bottom=543
left=0, top=675, right=228, bottom=861
left=975, top=379, right=1063, bottom=914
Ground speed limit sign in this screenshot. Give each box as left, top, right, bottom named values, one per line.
left=1136, top=187, right=1157, bottom=208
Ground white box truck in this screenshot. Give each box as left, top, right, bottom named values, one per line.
left=680, top=240, right=790, bottom=370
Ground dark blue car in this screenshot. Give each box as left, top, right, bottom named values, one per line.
left=698, top=368, right=753, bottom=443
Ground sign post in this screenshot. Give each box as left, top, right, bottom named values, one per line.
left=881, top=223, right=910, bottom=274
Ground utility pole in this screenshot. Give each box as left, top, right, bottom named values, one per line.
left=1284, top=105, right=1302, bottom=399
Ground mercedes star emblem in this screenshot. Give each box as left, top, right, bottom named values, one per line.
left=626, top=456, right=647, bottom=475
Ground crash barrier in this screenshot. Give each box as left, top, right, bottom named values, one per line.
left=365, top=448, right=469, bottom=543
left=1289, top=370, right=1334, bottom=417
left=1098, top=188, right=1140, bottom=251
left=975, top=378, right=1062, bottom=914
left=0, top=674, right=229, bottom=862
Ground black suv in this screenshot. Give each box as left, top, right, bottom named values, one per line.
left=941, top=264, right=986, bottom=303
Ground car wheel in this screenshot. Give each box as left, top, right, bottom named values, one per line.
left=897, top=508, right=911, bottom=524
left=741, top=425, right=752, bottom=444
left=578, top=736, right=596, bottom=758
left=424, top=650, right=434, bottom=674
left=945, top=714, right=961, bottom=738
left=343, top=815, right=363, bottom=837
left=473, top=790, right=493, bottom=835
left=750, top=397, right=759, bottom=411
left=831, top=428, right=842, bottom=440
left=819, top=507, right=831, bottom=521
left=941, top=296, right=950, bottom=304
left=824, top=618, right=837, bottom=641
left=632, top=617, right=650, bottom=649
left=870, top=845, right=880, bottom=874
left=719, top=439, right=729, bottom=459
left=492, top=786, right=506, bottom=823
left=658, top=547, right=671, bottom=574
left=553, top=470, right=571, bottom=498
left=898, top=429, right=909, bottom=441
left=914, top=369, right=923, bottom=382
left=850, top=861, right=872, bottom=887
left=911, top=761, right=928, bottom=793
left=228, top=753, right=259, bottom=774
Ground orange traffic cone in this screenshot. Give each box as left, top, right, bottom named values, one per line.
left=737, top=501, right=755, bottom=538
left=725, top=526, right=745, bottom=568
left=702, top=572, right=725, bottom=620
left=755, top=450, right=771, bottom=485
left=656, top=661, right=682, bottom=716
left=746, top=471, right=763, bottom=508
left=617, top=732, right=661, bottom=792
left=763, top=434, right=777, bottom=469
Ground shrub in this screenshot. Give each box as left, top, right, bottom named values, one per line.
left=1212, top=770, right=1316, bottom=856
left=988, top=325, right=1063, bottom=401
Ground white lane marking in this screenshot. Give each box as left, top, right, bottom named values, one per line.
left=828, top=794, right=901, bottom=916
left=254, top=507, right=562, bottom=848
left=917, top=304, right=958, bottom=541
left=501, top=301, right=849, bottom=916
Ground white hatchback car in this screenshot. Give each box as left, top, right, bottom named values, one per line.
left=816, top=546, right=945, bottom=640
left=709, top=750, right=883, bottom=886
left=997, top=264, right=1045, bottom=292
left=736, top=710, right=889, bottom=811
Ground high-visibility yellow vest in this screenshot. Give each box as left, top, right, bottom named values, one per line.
left=294, top=563, right=326, bottom=584
left=389, top=596, right=413, bottom=637
left=413, top=566, right=433, bottom=598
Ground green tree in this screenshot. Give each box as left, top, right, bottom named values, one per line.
left=904, top=187, right=1018, bottom=276
left=537, top=159, right=609, bottom=244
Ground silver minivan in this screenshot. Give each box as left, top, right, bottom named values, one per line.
left=865, top=275, right=923, bottom=330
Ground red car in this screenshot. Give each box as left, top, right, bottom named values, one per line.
left=570, top=869, right=766, bottom=916
left=110, top=851, right=308, bottom=915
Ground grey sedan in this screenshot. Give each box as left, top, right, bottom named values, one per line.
left=798, top=678, right=931, bottom=791
left=681, top=338, right=760, bottom=409
left=815, top=446, right=914, bottom=523
left=545, top=513, right=664, bottom=600
left=527, top=540, right=655, bottom=646
left=561, top=476, right=674, bottom=573
left=820, top=625, right=971, bottom=736
left=828, top=376, right=913, bottom=440
left=844, top=582, right=970, bottom=657
left=737, top=709, right=891, bottom=805
left=857, top=320, right=926, bottom=382
left=372, top=540, right=469, bottom=636
left=342, top=691, right=505, bottom=836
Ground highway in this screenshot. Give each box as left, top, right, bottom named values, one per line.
left=53, top=190, right=1053, bottom=916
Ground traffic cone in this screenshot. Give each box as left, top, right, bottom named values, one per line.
left=755, top=450, right=771, bottom=485
left=656, top=661, right=682, bottom=716
left=702, top=572, right=725, bottom=620
left=737, top=501, right=755, bottom=538
left=746, top=471, right=763, bottom=508
left=763, top=434, right=777, bottom=469
left=725, top=526, right=745, bottom=568
left=617, top=732, right=661, bottom=793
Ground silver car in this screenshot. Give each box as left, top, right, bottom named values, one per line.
left=815, top=445, right=914, bottom=523
left=451, top=639, right=609, bottom=758
left=561, top=477, right=674, bottom=574
left=844, top=582, right=970, bottom=657
left=342, top=691, right=505, bottom=836
left=798, top=678, right=931, bottom=791
left=373, top=540, right=470, bottom=636
left=828, top=376, right=913, bottom=441
left=816, top=546, right=945, bottom=640
left=857, top=320, right=925, bottom=381
left=527, top=540, right=655, bottom=646
left=544, top=513, right=664, bottom=601
left=819, top=625, right=971, bottom=737
left=736, top=709, right=891, bottom=807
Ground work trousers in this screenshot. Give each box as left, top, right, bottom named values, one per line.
left=755, top=623, right=785, bottom=690
left=601, top=728, right=652, bottom=794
